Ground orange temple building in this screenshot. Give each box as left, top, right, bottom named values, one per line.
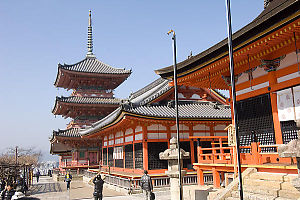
left=156, top=0, right=300, bottom=188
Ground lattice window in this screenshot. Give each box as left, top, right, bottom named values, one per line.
left=79, top=151, right=85, bottom=158
left=125, top=144, right=134, bottom=169
left=108, top=147, right=113, bottom=167
left=103, top=148, right=107, bottom=165
left=115, top=159, right=124, bottom=168
left=237, top=94, right=275, bottom=153
left=148, top=142, right=168, bottom=170
left=134, top=143, right=143, bottom=169
left=281, top=120, right=299, bottom=144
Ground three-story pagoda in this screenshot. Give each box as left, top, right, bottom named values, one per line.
left=50, top=11, right=131, bottom=170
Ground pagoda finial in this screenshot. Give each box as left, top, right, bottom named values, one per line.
left=87, top=10, right=95, bottom=57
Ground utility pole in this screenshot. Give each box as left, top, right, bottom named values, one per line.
left=225, top=0, right=244, bottom=199
left=15, top=146, right=18, bottom=165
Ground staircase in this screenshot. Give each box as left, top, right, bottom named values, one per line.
left=226, top=172, right=300, bottom=200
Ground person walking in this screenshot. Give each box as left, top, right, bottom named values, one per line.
left=140, top=170, right=153, bottom=200
left=93, top=174, right=104, bottom=200
left=64, top=172, right=72, bottom=190
left=0, top=183, right=15, bottom=200
left=36, top=170, right=40, bottom=183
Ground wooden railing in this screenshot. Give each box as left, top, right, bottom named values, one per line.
left=196, top=141, right=284, bottom=165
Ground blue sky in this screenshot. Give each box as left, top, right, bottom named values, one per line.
left=0, top=0, right=262, bottom=160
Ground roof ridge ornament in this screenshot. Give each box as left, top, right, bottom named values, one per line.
left=86, top=10, right=95, bottom=58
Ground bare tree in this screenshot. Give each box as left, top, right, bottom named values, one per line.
left=0, top=146, right=42, bottom=167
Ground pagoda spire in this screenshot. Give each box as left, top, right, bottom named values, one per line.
left=86, top=10, right=95, bottom=57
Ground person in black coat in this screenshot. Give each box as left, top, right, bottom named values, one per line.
left=0, top=183, right=15, bottom=200
left=93, top=174, right=104, bottom=200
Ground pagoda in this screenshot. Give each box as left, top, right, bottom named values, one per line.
left=50, top=11, right=131, bottom=171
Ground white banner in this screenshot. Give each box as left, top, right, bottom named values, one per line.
left=293, top=85, right=300, bottom=120
left=113, top=146, right=123, bottom=160
left=277, top=88, right=295, bottom=121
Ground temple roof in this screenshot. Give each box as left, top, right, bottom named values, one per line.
left=129, top=78, right=173, bottom=106
left=52, top=96, right=122, bottom=118
left=55, top=96, right=122, bottom=105
left=58, top=57, right=131, bottom=75
left=80, top=102, right=231, bottom=136
left=54, top=57, right=131, bottom=89
left=52, top=128, right=81, bottom=138
left=155, top=0, right=299, bottom=78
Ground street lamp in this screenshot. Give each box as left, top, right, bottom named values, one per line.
left=167, top=29, right=183, bottom=200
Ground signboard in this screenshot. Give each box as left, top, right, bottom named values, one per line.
left=293, top=85, right=300, bottom=120
left=113, top=146, right=123, bottom=160
left=225, top=124, right=236, bottom=146
left=277, top=88, right=295, bottom=121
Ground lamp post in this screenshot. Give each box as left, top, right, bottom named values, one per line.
left=168, top=29, right=183, bottom=200
left=225, top=0, right=244, bottom=199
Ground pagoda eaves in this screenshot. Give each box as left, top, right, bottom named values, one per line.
left=52, top=96, right=122, bottom=119
left=54, top=57, right=131, bottom=90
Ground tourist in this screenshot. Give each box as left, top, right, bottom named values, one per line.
left=0, top=183, right=15, bottom=200
left=93, top=174, right=104, bottom=200
left=64, top=172, right=72, bottom=190
left=36, top=170, right=40, bottom=183
left=140, top=170, right=153, bottom=200
left=0, top=179, right=6, bottom=192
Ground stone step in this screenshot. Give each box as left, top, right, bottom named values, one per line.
left=249, top=172, right=286, bottom=182
left=283, top=174, right=298, bottom=182
left=278, top=189, right=300, bottom=199
left=274, top=197, right=296, bottom=200
left=243, top=185, right=278, bottom=196
left=225, top=197, right=240, bottom=200
left=231, top=191, right=276, bottom=200
left=243, top=178, right=281, bottom=190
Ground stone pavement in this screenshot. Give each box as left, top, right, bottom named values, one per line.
left=25, top=176, right=124, bottom=200
left=25, top=176, right=171, bottom=200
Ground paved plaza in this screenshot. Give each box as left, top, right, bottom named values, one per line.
left=25, top=176, right=171, bottom=200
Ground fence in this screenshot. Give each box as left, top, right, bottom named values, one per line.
left=83, top=170, right=213, bottom=190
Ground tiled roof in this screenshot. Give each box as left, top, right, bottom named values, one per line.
left=127, top=102, right=231, bottom=119
left=80, top=107, right=123, bottom=135
left=53, top=128, right=81, bottom=138
left=59, top=57, right=131, bottom=74
left=80, top=102, right=231, bottom=136
left=129, top=78, right=173, bottom=106
left=56, top=96, right=122, bottom=105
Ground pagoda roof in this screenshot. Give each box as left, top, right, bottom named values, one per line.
left=52, top=96, right=122, bottom=117
left=155, top=0, right=299, bottom=79
left=54, top=57, right=131, bottom=89
left=58, top=57, right=131, bottom=74
left=52, top=128, right=81, bottom=138
left=80, top=102, right=231, bottom=136
left=55, top=96, right=122, bottom=105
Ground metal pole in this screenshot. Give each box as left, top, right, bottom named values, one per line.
left=168, top=29, right=183, bottom=200
left=225, top=0, right=244, bottom=199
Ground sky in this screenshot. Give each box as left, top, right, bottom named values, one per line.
left=0, top=0, right=263, bottom=160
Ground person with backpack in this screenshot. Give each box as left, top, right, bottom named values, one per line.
left=140, top=170, right=153, bottom=200
left=64, top=172, right=72, bottom=190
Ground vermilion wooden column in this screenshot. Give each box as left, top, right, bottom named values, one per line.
left=268, top=71, right=283, bottom=144
left=142, top=125, right=148, bottom=171
left=197, top=168, right=204, bottom=186
left=212, top=167, right=221, bottom=188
